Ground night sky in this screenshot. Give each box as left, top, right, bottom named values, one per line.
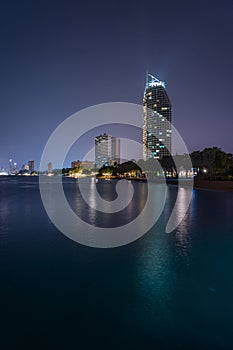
left=0, top=0, right=232, bottom=170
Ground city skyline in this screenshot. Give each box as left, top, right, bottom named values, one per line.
left=0, top=1, right=232, bottom=169
left=0, top=3, right=233, bottom=348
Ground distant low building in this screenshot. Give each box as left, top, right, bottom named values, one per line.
left=22, top=164, right=29, bottom=171
left=11, top=162, right=18, bottom=175
left=71, top=160, right=95, bottom=169
left=0, top=170, right=8, bottom=176
left=80, top=161, right=95, bottom=169
left=71, top=160, right=81, bottom=168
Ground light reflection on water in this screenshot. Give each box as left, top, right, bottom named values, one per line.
left=174, top=187, right=193, bottom=258
left=65, top=178, right=148, bottom=228
left=0, top=177, right=233, bottom=348
left=0, top=200, right=9, bottom=240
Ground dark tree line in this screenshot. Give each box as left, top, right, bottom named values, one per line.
left=190, top=147, right=233, bottom=178
left=98, top=147, right=233, bottom=180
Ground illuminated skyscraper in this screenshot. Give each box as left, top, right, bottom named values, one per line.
left=95, top=133, right=120, bottom=169
left=143, top=73, right=172, bottom=160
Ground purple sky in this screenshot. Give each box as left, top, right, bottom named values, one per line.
left=0, top=0, right=232, bottom=170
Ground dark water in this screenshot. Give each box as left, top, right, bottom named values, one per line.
left=0, top=176, right=233, bottom=349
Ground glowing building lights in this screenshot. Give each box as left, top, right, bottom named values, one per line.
left=143, top=73, right=172, bottom=160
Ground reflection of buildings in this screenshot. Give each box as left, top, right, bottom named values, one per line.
left=95, top=133, right=120, bottom=169
left=143, top=73, right=172, bottom=160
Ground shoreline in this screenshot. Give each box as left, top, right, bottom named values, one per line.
left=167, top=177, right=233, bottom=193
left=1, top=174, right=233, bottom=193
left=124, top=177, right=233, bottom=193
left=193, top=178, right=233, bottom=193
left=126, top=176, right=233, bottom=193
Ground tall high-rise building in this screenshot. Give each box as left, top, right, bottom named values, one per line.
left=143, top=73, right=172, bottom=160
left=48, top=162, right=53, bottom=173
left=95, top=133, right=120, bottom=169
left=28, top=160, right=35, bottom=172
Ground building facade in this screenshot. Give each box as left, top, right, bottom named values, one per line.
left=22, top=164, right=29, bottom=171
left=28, top=160, right=35, bottom=172
left=80, top=161, right=95, bottom=169
left=48, top=162, right=53, bottom=173
left=71, top=160, right=81, bottom=169
left=95, top=133, right=120, bottom=169
left=143, top=73, right=172, bottom=160
left=71, top=160, right=95, bottom=169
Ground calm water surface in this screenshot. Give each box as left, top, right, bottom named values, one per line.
left=0, top=177, right=233, bottom=349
